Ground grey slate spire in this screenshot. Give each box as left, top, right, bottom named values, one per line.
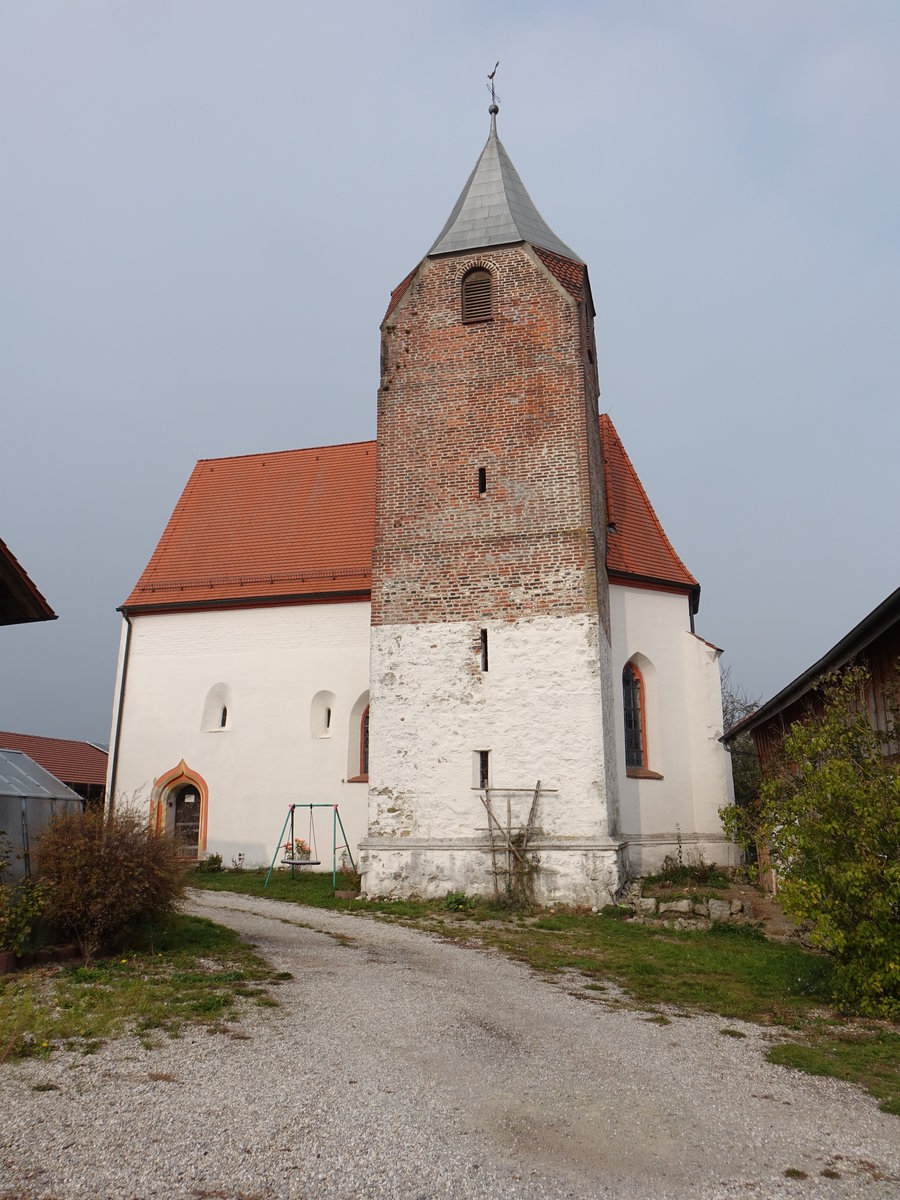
left=428, top=106, right=582, bottom=262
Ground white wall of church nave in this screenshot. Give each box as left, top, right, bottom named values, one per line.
left=367, top=613, right=617, bottom=845
left=108, top=603, right=372, bottom=866
left=609, top=584, right=734, bottom=870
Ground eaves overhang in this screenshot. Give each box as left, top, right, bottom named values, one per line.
left=722, top=585, right=900, bottom=744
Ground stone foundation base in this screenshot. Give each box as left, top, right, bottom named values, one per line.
left=622, top=832, right=740, bottom=878
left=358, top=837, right=625, bottom=907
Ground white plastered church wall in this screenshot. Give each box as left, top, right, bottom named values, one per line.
left=107, top=602, right=372, bottom=868
left=361, top=613, right=623, bottom=905
left=609, top=583, right=735, bottom=874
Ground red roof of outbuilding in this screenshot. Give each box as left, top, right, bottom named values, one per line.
left=0, top=731, right=107, bottom=788
left=599, top=414, right=699, bottom=602
left=124, top=422, right=696, bottom=613
left=124, top=441, right=376, bottom=610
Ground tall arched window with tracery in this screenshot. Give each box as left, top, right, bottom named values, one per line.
left=623, top=661, right=646, bottom=770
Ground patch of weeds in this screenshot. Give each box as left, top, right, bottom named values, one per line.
left=255, top=996, right=279, bottom=1008
left=583, top=982, right=607, bottom=992
left=643, top=856, right=730, bottom=890
left=783, top=1168, right=808, bottom=1180
left=821, top=1168, right=841, bottom=1179
left=31, top=1082, right=59, bottom=1092
left=0, top=915, right=276, bottom=1061
left=767, top=1027, right=900, bottom=1115
left=599, top=904, right=632, bottom=919
left=442, top=892, right=474, bottom=912
left=273, top=971, right=293, bottom=981
left=644, top=1014, right=672, bottom=1026
left=708, top=921, right=766, bottom=943
left=720, top=1028, right=747, bottom=1038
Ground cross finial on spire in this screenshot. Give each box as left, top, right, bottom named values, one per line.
left=487, top=61, right=500, bottom=118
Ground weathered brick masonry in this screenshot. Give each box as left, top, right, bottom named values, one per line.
left=373, top=244, right=610, bottom=632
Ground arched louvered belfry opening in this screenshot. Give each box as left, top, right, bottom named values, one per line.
left=461, top=268, right=493, bottom=323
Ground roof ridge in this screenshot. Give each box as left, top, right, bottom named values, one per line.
left=196, top=438, right=377, bottom=466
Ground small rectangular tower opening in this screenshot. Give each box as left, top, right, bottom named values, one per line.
left=480, top=628, right=488, bottom=672
left=478, top=466, right=486, bottom=495
left=479, top=750, right=490, bottom=790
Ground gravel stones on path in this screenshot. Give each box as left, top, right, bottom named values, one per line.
left=2, top=889, right=898, bottom=1200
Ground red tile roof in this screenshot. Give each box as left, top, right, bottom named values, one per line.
left=599, top=414, right=698, bottom=602
left=125, top=423, right=696, bottom=613
left=0, top=537, right=56, bottom=626
left=125, top=442, right=376, bottom=610
left=532, top=246, right=585, bottom=301
left=383, top=267, right=417, bottom=321
left=0, top=731, right=107, bottom=787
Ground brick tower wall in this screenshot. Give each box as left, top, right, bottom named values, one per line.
left=372, top=244, right=607, bottom=629
left=363, top=243, right=622, bottom=904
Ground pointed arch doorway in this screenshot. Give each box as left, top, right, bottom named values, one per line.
left=151, top=760, right=209, bottom=860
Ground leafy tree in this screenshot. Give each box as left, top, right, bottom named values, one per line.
left=760, top=665, right=900, bottom=1018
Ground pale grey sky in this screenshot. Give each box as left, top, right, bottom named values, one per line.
left=1, top=1, right=898, bottom=742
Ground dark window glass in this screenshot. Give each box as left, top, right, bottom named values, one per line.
left=479, top=750, right=490, bottom=789
left=623, top=663, right=644, bottom=769
left=361, top=706, right=370, bottom=776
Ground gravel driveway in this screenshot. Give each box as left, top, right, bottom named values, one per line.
left=2, top=890, right=898, bottom=1200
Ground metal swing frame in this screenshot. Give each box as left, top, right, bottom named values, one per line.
left=264, top=803, right=356, bottom=892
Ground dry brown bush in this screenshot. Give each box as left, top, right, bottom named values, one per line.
left=36, top=805, right=184, bottom=962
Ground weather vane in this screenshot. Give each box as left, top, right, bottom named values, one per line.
left=487, top=61, right=500, bottom=111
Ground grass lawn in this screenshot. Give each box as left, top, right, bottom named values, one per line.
left=192, top=867, right=900, bottom=1114
left=0, top=914, right=284, bottom=1063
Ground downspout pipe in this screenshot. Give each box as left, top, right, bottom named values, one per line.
left=106, top=608, right=133, bottom=816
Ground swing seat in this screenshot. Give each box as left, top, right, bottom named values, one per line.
left=280, top=856, right=321, bottom=867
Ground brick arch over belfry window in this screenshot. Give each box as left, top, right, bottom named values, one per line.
left=458, top=259, right=497, bottom=325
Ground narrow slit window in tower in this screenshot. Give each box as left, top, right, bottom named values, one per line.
left=479, top=750, right=490, bottom=790
left=220, top=706, right=228, bottom=729
left=480, top=629, right=488, bottom=672
left=478, top=466, right=486, bottom=494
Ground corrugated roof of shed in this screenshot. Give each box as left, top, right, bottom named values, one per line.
left=0, top=749, right=81, bottom=802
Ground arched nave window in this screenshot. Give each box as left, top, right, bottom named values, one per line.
left=347, top=691, right=370, bottom=783
left=622, top=661, right=646, bottom=770
left=201, top=683, right=232, bottom=733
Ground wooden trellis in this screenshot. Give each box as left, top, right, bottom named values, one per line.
left=479, top=780, right=552, bottom=900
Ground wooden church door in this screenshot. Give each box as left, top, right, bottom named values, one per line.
left=173, top=784, right=201, bottom=856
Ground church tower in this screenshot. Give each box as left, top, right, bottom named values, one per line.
left=360, top=103, right=623, bottom=904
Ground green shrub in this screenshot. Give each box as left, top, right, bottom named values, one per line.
left=36, top=806, right=184, bottom=963
left=0, top=835, right=48, bottom=956
left=195, top=853, right=223, bottom=874
left=441, top=891, right=473, bottom=912
left=761, top=666, right=900, bottom=1019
